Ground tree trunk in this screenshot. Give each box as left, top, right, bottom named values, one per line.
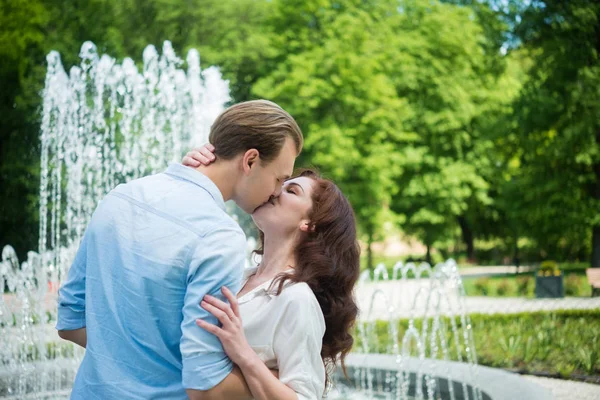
left=513, top=231, right=520, bottom=274
left=592, top=129, right=600, bottom=268
left=592, top=225, right=600, bottom=268
left=457, top=215, right=475, bottom=262
left=426, top=243, right=432, bottom=265
left=590, top=26, right=600, bottom=267
left=367, top=230, right=374, bottom=271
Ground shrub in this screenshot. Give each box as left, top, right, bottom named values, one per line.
left=355, top=310, right=600, bottom=380
left=564, top=274, right=591, bottom=297
left=496, top=279, right=517, bottom=296
left=473, top=277, right=492, bottom=296
left=559, top=262, right=590, bottom=272
left=516, top=276, right=533, bottom=296
left=538, top=260, right=561, bottom=277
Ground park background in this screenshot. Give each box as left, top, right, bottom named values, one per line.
left=1, top=0, right=600, bottom=396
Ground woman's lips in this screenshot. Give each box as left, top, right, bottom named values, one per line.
left=253, top=199, right=275, bottom=213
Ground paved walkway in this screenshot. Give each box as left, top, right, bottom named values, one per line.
left=458, top=265, right=536, bottom=276
left=523, top=375, right=600, bottom=400
left=355, top=280, right=600, bottom=321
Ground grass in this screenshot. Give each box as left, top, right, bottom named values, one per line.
left=354, top=309, right=600, bottom=381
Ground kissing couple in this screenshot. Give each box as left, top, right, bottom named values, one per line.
left=57, top=100, right=360, bottom=400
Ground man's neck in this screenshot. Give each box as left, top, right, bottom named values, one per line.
left=194, top=161, right=238, bottom=202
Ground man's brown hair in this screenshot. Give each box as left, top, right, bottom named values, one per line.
left=209, top=100, right=303, bottom=163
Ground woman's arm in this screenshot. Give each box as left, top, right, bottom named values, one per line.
left=186, top=366, right=252, bottom=400
left=197, top=287, right=299, bottom=400
left=234, top=350, right=297, bottom=400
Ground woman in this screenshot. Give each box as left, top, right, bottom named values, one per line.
left=183, top=147, right=360, bottom=400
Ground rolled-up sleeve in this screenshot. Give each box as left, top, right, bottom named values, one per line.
left=273, top=289, right=326, bottom=400
left=181, top=226, right=246, bottom=391
left=56, top=231, right=89, bottom=331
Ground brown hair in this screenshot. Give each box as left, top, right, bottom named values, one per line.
left=209, top=100, right=303, bottom=163
left=255, top=169, right=361, bottom=383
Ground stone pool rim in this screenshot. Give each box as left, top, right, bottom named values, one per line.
left=340, top=353, right=553, bottom=400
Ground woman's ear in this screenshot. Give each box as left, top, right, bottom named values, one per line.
left=242, top=149, right=260, bottom=175
left=299, top=221, right=315, bottom=233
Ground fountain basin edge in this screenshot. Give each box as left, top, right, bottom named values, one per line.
left=339, top=353, right=553, bottom=400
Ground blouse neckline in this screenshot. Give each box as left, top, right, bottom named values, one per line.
left=237, top=266, right=294, bottom=305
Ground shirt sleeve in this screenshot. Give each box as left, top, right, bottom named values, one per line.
left=181, top=226, right=246, bottom=391
left=56, top=230, right=89, bottom=331
left=273, top=287, right=327, bottom=400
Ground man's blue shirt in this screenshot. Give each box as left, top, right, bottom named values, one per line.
left=57, top=163, right=246, bottom=399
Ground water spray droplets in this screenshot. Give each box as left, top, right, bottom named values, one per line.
left=0, top=41, right=230, bottom=397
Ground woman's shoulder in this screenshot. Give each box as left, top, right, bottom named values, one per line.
left=277, top=281, right=315, bottom=302
left=276, top=282, right=325, bottom=324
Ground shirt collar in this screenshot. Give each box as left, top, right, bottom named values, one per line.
left=238, top=267, right=295, bottom=304
left=164, top=163, right=226, bottom=211
left=243, top=267, right=259, bottom=281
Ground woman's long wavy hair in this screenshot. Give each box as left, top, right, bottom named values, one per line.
left=254, top=169, right=361, bottom=381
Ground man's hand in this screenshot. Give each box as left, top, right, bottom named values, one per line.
left=58, top=327, right=87, bottom=348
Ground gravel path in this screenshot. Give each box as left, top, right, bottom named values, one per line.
left=458, top=265, right=536, bottom=276
left=522, top=375, right=600, bottom=400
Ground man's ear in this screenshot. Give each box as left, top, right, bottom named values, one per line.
left=242, top=149, right=260, bottom=175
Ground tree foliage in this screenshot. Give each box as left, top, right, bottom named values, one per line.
left=1, top=0, right=598, bottom=268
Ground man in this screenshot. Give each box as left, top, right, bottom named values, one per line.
left=56, top=100, right=303, bottom=399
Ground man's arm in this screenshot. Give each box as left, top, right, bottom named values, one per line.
left=56, top=230, right=89, bottom=345
left=58, top=327, right=87, bottom=348
left=181, top=226, right=248, bottom=394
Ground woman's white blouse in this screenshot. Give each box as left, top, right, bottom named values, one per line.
left=238, top=267, right=326, bottom=400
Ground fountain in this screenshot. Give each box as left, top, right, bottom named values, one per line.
left=0, top=41, right=230, bottom=398
left=1, top=42, right=551, bottom=399
left=329, top=260, right=551, bottom=399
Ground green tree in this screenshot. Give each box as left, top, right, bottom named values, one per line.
left=382, top=0, right=504, bottom=263
left=511, top=0, right=600, bottom=266
left=0, top=0, right=273, bottom=256
left=0, top=0, right=49, bottom=257
left=254, top=2, right=410, bottom=269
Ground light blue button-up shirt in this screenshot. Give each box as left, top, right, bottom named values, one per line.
left=57, top=163, right=247, bottom=399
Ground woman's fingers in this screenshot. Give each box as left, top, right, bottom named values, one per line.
left=196, top=154, right=212, bottom=165
left=188, top=150, right=211, bottom=165
left=182, top=154, right=201, bottom=167
left=221, top=287, right=240, bottom=318
left=182, top=144, right=215, bottom=167
left=200, top=146, right=216, bottom=161
left=203, top=294, right=235, bottom=320
left=196, top=318, right=222, bottom=336
left=201, top=300, right=232, bottom=326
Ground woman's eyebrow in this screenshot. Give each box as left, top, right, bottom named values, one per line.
left=286, top=182, right=305, bottom=193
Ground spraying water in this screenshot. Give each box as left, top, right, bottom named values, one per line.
left=1, top=41, right=482, bottom=400
left=332, top=260, right=482, bottom=400
left=1, top=41, right=229, bottom=398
